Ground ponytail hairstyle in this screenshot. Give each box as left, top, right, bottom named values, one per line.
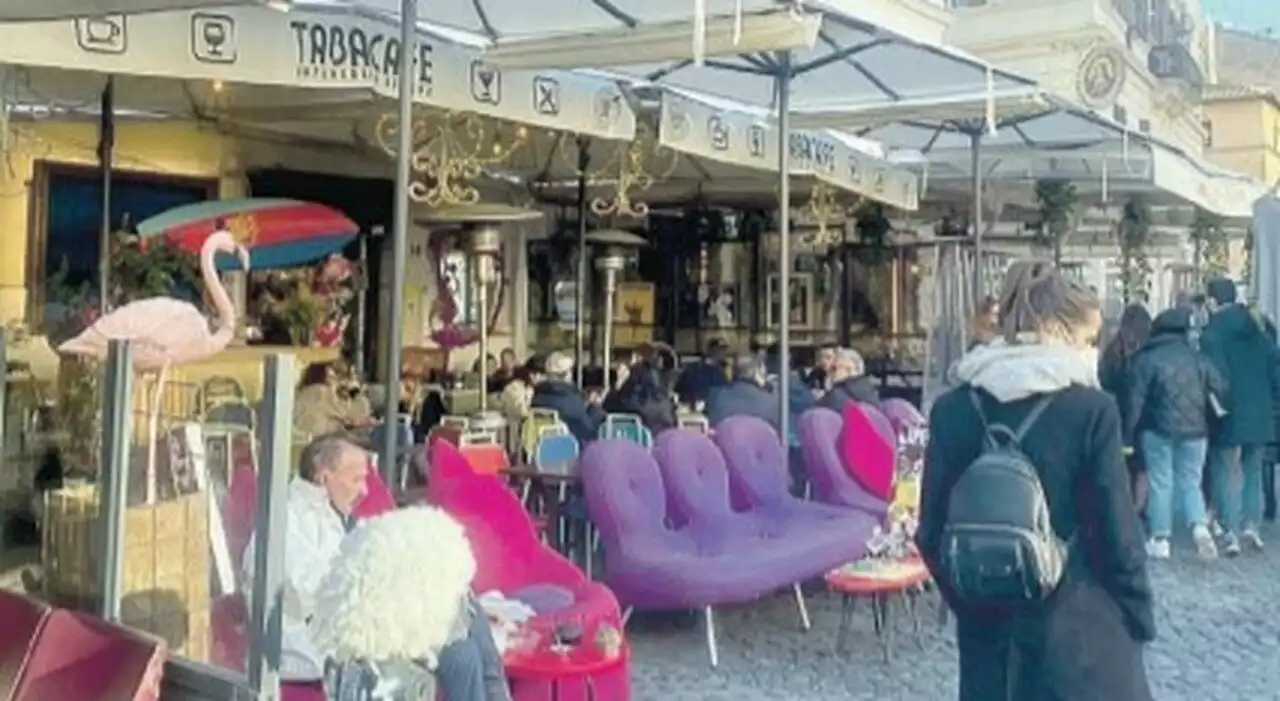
left=997, top=260, right=1102, bottom=347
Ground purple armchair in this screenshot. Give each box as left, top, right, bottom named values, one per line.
left=879, top=397, right=926, bottom=433
left=712, top=415, right=878, bottom=529
left=583, top=438, right=870, bottom=666
left=797, top=407, right=891, bottom=520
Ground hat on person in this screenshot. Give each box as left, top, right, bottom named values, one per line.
left=545, top=351, right=574, bottom=376
left=1207, top=278, right=1238, bottom=306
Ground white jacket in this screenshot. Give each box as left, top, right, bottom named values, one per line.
left=243, top=478, right=349, bottom=682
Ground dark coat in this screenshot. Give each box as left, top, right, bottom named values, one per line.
left=674, top=361, right=728, bottom=405
left=603, top=367, right=677, bottom=433
left=816, top=376, right=880, bottom=413
left=1200, top=305, right=1280, bottom=446
left=917, top=385, right=1155, bottom=701
left=530, top=379, right=605, bottom=445
left=1126, top=328, right=1224, bottom=444
left=705, top=379, right=782, bottom=431
left=1098, top=347, right=1137, bottom=434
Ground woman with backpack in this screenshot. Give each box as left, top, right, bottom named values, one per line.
left=1125, top=307, right=1224, bottom=560
left=916, top=261, right=1154, bottom=701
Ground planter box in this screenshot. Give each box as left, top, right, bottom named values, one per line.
left=41, top=484, right=211, bottom=662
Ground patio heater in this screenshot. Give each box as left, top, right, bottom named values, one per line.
left=420, top=203, right=543, bottom=430
left=588, top=229, right=647, bottom=367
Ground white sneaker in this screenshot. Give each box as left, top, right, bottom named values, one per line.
left=1241, top=528, right=1265, bottom=551
left=1222, top=532, right=1242, bottom=557
left=1192, top=525, right=1218, bottom=559
left=1146, top=538, right=1171, bottom=560
left=1210, top=520, right=1225, bottom=538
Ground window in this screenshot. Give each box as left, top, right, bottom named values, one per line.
left=949, top=0, right=988, bottom=6
left=1113, top=105, right=1129, bottom=126
left=25, top=162, right=216, bottom=324
left=1138, top=118, right=1152, bottom=134
left=1203, top=118, right=1214, bottom=147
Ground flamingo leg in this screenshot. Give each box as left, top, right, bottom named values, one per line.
left=145, top=362, right=170, bottom=505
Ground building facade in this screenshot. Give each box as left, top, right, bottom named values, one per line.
left=945, top=0, right=1212, bottom=157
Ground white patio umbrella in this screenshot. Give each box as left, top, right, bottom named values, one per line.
left=0, top=0, right=291, bottom=20
left=797, top=88, right=1266, bottom=293
left=356, top=0, right=1037, bottom=480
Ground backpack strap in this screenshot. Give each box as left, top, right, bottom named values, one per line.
left=969, top=389, right=1055, bottom=449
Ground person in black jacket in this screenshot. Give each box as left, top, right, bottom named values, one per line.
left=1200, top=278, right=1280, bottom=555
left=603, top=357, right=677, bottom=434
left=1099, top=304, right=1152, bottom=509
left=917, top=261, right=1153, bottom=701
left=530, top=351, right=605, bottom=445
left=1125, top=307, right=1224, bottom=560
left=816, top=348, right=879, bottom=412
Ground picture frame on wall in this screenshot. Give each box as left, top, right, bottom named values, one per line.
left=766, top=272, right=814, bottom=329
left=698, top=283, right=739, bottom=328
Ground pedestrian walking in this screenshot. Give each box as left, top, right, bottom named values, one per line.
left=1200, top=278, right=1280, bottom=556
left=1100, top=304, right=1153, bottom=511
left=1125, top=307, right=1224, bottom=559
left=917, top=261, right=1154, bottom=701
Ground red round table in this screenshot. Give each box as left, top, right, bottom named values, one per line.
left=824, top=556, right=931, bottom=662
left=504, top=640, right=628, bottom=701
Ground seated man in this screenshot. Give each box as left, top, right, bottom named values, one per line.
left=530, top=351, right=605, bottom=444
left=705, top=354, right=783, bottom=430
left=244, top=434, right=510, bottom=701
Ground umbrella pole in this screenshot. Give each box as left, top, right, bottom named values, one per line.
left=969, top=130, right=984, bottom=303
left=574, top=137, right=590, bottom=386
left=97, top=77, right=115, bottom=312
left=355, top=232, right=368, bottom=379
left=380, top=0, right=417, bottom=487
left=776, top=52, right=792, bottom=449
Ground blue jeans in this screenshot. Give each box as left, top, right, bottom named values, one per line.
left=1212, top=444, right=1266, bottom=533
left=436, top=604, right=511, bottom=701
left=1141, top=432, right=1208, bottom=538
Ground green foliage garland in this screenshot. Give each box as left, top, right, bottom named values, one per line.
left=1033, top=178, right=1078, bottom=265
left=1120, top=196, right=1153, bottom=304
left=1189, top=207, right=1228, bottom=285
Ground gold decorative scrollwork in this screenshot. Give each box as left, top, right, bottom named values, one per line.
left=560, top=124, right=680, bottom=219
left=797, top=183, right=845, bottom=248
left=374, top=111, right=529, bottom=207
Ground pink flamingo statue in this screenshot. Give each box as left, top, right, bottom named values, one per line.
left=58, top=230, right=250, bottom=504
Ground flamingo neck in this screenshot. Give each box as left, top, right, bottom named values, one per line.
left=202, top=241, right=237, bottom=332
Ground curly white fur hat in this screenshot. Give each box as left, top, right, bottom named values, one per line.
left=313, top=505, right=476, bottom=665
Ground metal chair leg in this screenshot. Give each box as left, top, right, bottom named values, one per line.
left=621, top=607, right=634, bottom=628
left=792, top=583, right=811, bottom=632
left=704, top=606, right=719, bottom=668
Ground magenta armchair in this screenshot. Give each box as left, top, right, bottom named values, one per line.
left=797, top=407, right=891, bottom=520
left=426, top=440, right=628, bottom=700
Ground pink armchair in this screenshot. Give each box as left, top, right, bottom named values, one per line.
left=426, top=440, right=629, bottom=701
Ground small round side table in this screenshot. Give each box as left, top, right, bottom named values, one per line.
left=824, top=556, right=931, bottom=663
left=505, top=640, right=628, bottom=701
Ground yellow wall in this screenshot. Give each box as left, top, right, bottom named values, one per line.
left=1203, top=96, right=1280, bottom=185
left=0, top=120, right=235, bottom=323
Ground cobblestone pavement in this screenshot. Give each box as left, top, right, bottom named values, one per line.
left=629, top=525, right=1280, bottom=701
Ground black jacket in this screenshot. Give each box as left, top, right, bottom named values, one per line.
left=603, top=366, right=677, bottom=433
left=816, top=376, right=880, bottom=413
left=917, top=385, right=1154, bottom=701
left=1200, top=304, right=1280, bottom=446
left=1126, top=331, right=1224, bottom=444
left=530, top=379, right=605, bottom=445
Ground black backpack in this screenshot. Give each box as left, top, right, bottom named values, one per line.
left=938, top=390, right=1072, bottom=608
